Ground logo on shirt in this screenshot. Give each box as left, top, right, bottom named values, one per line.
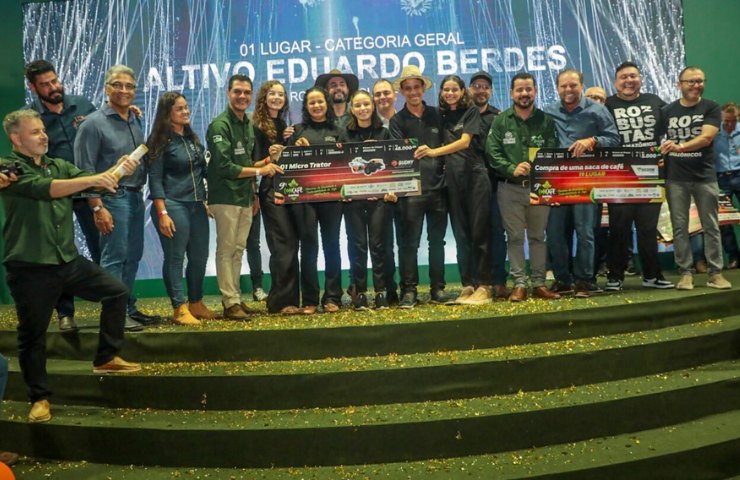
left=234, top=140, right=246, bottom=156
left=503, top=131, right=516, bottom=145
left=212, top=135, right=223, bottom=143
left=530, top=135, right=545, bottom=147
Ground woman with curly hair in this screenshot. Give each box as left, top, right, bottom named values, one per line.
left=251, top=80, right=301, bottom=314
left=147, top=91, right=215, bottom=325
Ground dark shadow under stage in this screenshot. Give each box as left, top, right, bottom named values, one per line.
left=0, top=270, right=739, bottom=479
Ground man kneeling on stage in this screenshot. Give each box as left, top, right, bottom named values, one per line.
left=0, top=109, right=141, bottom=423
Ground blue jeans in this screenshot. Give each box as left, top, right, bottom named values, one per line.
left=101, top=189, right=144, bottom=314
left=547, top=203, right=599, bottom=284
left=152, top=200, right=210, bottom=308
left=718, top=173, right=740, bottom=262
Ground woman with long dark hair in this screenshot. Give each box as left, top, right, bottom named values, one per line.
left=290, top=86, right=345, bottom=314
left=437, top=74, right=492, bottom=304
left=340, top=89, right=396, bottom=310
left=251, top=80, right=302, bottom=314
left=147, top=91, right=215, bottom=325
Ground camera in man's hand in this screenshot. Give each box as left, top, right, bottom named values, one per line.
left=0, top=161, right=24, bottom=177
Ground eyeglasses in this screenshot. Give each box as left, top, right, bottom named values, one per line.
left=679, top=79, right=705, bottom=86
left=107, top=82, right=137, bottom=91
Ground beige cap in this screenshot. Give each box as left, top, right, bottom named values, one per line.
left=392, top=65, right=433, bottom=90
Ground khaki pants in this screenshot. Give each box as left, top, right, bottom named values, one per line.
left=209, top=203, right=253, bottom=307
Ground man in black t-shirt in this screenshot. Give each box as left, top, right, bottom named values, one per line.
left=604, top=61, right=673, bottom=291
left=389, top=65, right=452, bottom=308
left=659, top=66, right=731, bottom=290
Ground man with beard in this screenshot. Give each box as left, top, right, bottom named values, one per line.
left=1, top=109, right=141, bottom=424
left=487, top=73, right=560, bottom=302
left=24, top=60, right=98, bottom=332
left=469, top=70, right=508, bottom=300
left=75, top=64, right=160, bottom=331
left=659, top=66, right=731, bottom=290
left=604, top=62, right=673, bottom=291
left=544, top=69, right=620, bottom=298
left=373, top=79, right=397, bottom=127
left=315, top=69, right=359, bottom=127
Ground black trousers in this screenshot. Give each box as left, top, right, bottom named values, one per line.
left=344, top=200, right=388, bottom=293
left=606, top=202, right=662, bottom=281
left=383, top=202, right=401, bottom=294
left=261, top=189, right=300, bottom=313
left=247, top=209, right=264, bottom=290
left=447, top=162, right=492, bottom=286
left=54, top=199, right=102, bottom=319
left=398, top=189, right=448, bottom=294
left=6, top=256, right=127, bottom=402
left=294, top=201, right=343, bottom=306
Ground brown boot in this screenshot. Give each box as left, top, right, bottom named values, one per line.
left=188, top=300, right=218, bottom=320
left=508, top=286, right=528, bottom=302
left=532, top=286, right=561, bottom=300
left=173, top=304, right=201, bottom=326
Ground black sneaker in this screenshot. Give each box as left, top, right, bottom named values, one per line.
left=429, top=289, right=455, bottom=305
left=353, top=292, right=369, bottom=311
left=399, top=291, right=417, bottom=309
left=588, top=282, right=604, bottom=294
left=129, top=310, right=161, bottom=326
left=375, top=292, right=389, bottom=310
left=124, top=316, right=144, bottom=332
left=604, top=278, right=623, bottom=291
left=642, top=277, right=674, bottom=289
left=386, top=289, right=400, bottom=306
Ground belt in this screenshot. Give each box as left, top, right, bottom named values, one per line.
left=502, top=178, right=530, bottom=188
left=121, top=185, right=143, bottom=192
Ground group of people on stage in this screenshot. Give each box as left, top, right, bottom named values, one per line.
left=0, top=57, right=738, bottom=423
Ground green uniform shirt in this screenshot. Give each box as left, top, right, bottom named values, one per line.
left=0, top=151, right=91, bottom=265
left=486, top=106, right=558, bottom=180
left=206, top=107, right=255, bottom=206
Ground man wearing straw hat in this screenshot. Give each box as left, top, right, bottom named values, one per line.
left=389, top=65, right=453, bottom=309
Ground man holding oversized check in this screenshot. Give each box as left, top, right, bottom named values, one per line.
left=543, top=69, right=620, bottom=298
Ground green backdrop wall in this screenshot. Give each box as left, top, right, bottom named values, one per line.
left=0, top=0, right=739, bottom=303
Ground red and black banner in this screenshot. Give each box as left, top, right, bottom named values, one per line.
left=529, top=148, right=665, bottom=205
left=274, top=139, right=422, bottom=204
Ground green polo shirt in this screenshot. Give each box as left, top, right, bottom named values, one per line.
left=206, top=107, right=255, bottom=206
left=486, top=106, right=558, bottom=180
left=0, top=151, right=90, bottom=265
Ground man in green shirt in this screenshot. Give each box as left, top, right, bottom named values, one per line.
left=206, top=74, right=282, bottom=319
left=0, top=109, right=140, bottom=424
left=486, top=72, right=561, bottom=302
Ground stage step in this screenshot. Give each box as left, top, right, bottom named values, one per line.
left=1, top=286, right=738, bottom=363
left=1, top=272, right=738, bottom=476
left=1, top=360, right=739, bottom=468
left=2, top=316, right=739, bottom=410
left=8, top=410, right=740, bottom=479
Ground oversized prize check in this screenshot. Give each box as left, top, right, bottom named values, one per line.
left=528, top=147, right=665, bottom=206
left=274, top=139, right=422, bottom=203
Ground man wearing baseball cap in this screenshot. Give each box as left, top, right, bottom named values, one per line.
left=315, top=69, right=359, bottom=127
left=469, top=70, right=509, bottom=300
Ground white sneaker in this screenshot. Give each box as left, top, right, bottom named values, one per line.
left=676, top=274, right=694, bottom=290
left=252, top=288, right=268, bottom=302
left=707, top=273, right=732, bottom=289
